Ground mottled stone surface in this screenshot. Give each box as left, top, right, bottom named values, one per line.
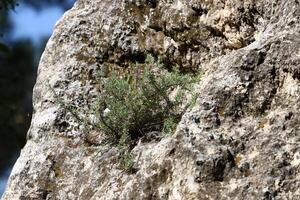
left=2, top=0, right=300, bottom=199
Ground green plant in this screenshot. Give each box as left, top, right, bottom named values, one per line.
left=117, top=133, right=135, bottom=172
left=163, top=116, right=177, bottom=135
left=95, top=64, right=199, bottom=143
left=50, top=55, right=201, bottom=171
left=92, top=56, right=201, bottom=171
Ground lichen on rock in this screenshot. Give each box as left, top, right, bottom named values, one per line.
left=2, top=0, right=300, bottom=199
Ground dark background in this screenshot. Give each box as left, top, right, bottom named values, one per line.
left=0, top=0, right=75, bottom=196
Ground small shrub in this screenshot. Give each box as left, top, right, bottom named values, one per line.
left=51, top=55, right=201, bottom=171
left=93, top=57, right=201, bottom=171
left=95, top=59, right=200, bottom=146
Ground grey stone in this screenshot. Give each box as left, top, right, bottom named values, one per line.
left=2, top=0, right=300, bottom=199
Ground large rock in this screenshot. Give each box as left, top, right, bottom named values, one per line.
left=2, top=0, right=299, bottom=199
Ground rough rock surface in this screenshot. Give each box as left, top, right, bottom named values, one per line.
left=2, top=0, right=300, bottom=199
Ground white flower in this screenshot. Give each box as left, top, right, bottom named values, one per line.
left=103, top=108, right=111, bottom=117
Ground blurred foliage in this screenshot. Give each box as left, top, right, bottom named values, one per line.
left=0, top=0, right=17, bottom=10
left=0, top=0, right=74, bottom=10
left=23, top=0, right=73, bottom=10
left=0, top=4, right=13, bottom=55
left=0, top=39, right=35, bottom=171
left=0, top=42, right=11, bottom=56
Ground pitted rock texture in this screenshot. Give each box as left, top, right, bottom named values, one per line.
left=2, top=0, right=300, bottom=199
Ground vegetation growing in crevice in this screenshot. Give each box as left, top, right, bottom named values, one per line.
left=94, top=55, right=200, bottom=142
left=93, top=54, right=201, bottom=171
left=51, top=54, right=201, bottom=171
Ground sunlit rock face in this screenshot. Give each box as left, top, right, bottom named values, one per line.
left=2, top=0, right=300, bottom=199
